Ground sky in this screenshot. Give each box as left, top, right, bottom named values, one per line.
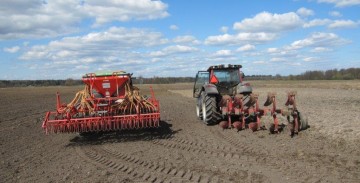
left=0, top=0, right=359, bottom=80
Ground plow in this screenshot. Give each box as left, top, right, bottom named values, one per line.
left=193, top=64, right=308, bottom=136
left=42, top=71, right=160, bottom=135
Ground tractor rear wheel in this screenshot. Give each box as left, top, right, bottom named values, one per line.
left=196, top=97, right=203, bottom=120
left=202, top=94, right=220, bottom=125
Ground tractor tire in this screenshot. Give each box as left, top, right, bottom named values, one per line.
left=196, top=97, right=203, bottom=120
left=202, top=94, right=220, bottom=125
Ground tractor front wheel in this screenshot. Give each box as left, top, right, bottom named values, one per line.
left=202, top=94, right=219, bottom=125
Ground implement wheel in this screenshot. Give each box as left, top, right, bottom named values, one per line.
left=298, top=112, right=309, bottom=131
left=202, top=94, right=219, bottom=125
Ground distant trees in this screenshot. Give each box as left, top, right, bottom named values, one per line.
left=64, top=78, right=78, bottom=86
left=0, top=68, right=359, bottom=88
left=289, top=68, right=360, bottom=80
left=0, top=79, right=82, bottom=88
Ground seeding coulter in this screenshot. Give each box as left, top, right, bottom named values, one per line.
left=193, top=64, right=308, bottom=136
left=42, top=71, right=160, bottom=134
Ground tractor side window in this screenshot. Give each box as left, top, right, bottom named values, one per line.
left=193, top=71, right=209, bottom=98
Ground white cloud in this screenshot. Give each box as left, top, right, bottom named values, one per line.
left=262, top=32, right=348, bottom=66
left=213, top=50, right=233, bottom=57
left=0, top=0, right=169, bottom=39
left=317, top=0, right=360, bottom=7
left=3, top=46, right=20, bottom=53
left=163, top=45, right=198, bottom=53
left=233, top=12, right=303, bottom=32
left=84, top=0, right=169, bottom=26
left=311, top=47, right=333, bottom=52
left=169, top=25, right=179, bottom=30
left=150, top=45, right=199, bottom=57
left=220, top=26, right=229, bottom=33
left=296, top=7, right=315, bottom=17
left=267, top=48, right=279, bottom=53
left=173, top=35, right=200, bottom=44
left=288, top=32, right=349, bottom=50
left=268, top=48, right=299, bottom=57
left=328, top=20, right=358, bottom=29
left=270, top=57, right=287, bottom=62
left=287, top=62, right=302, bottom=66
left=329, top=11, right=342, bottom=17
left=205, top=32, right=277, bottom=45
left=303, top=57, right=319, bottom=62
left=303, top=19, right=332, bottom=28
left=0, top=0, right=84, bottom=39
left=21, top=27, right=168, bottom=61
left=303, top=19, right=358, bottom=29
left=237, top=44, right=255, bottom=52
left=253, top=61, right=266, bottom=64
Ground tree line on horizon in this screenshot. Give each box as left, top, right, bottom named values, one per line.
left=0, top=68, right=359, bottom=88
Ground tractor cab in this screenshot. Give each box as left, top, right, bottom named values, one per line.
left=209, top=65, right=242, bottom=87
left=193, top=64, right=250, bottom=97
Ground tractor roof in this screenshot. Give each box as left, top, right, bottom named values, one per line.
left=207, top=64, right=242, bottom=71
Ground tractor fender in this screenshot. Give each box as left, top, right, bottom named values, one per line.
left=237, top=82, right=253, bottom=94
left=202, top=84, right=219, bottom=95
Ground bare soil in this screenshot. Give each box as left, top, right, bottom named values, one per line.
left=1, top=81, right=360, bottom=183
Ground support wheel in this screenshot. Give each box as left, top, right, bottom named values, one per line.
left=202, top=94, right=220, bottom=125
left=298, top=112, right=309, bottom=131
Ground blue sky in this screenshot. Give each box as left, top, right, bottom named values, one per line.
left=0, top=0, right=359, bottom=79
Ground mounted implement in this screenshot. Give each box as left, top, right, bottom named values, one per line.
left=42, top=71, right=160, bottom=135
left=193, top=64, right=308, bottom=136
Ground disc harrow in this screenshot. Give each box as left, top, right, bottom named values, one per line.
left=42, top=71, right=160, bottom=134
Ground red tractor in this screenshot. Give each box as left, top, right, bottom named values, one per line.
left=42, top=71, right=160, bottom=136
left=193, top=64, right=308, bottom=136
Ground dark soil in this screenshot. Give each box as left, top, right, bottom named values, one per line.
left=0, top=84, right=359, bottom=183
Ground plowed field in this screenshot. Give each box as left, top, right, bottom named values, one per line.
left=1, top=81, right=359, bottom=183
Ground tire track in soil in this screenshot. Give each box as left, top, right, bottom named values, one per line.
left=149, top=134, right=286, bottom=182
left=151, top=134, right=244, bottom=161
left=207, top=127, right=313, bottom=182
left=76, top=146, right=227, bottom=183
left=101, top=146, right=230, bottom=183
left=208, top=128, right=268, bottom=157
left=207, top=127, right=360, bottom=182
left=161, top=134, right=240, bottom=154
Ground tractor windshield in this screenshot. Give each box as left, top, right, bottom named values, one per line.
left=213, top=69, right=240, bottom=87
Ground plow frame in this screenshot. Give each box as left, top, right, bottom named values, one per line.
left=220, top=91, right=300, bottom=135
